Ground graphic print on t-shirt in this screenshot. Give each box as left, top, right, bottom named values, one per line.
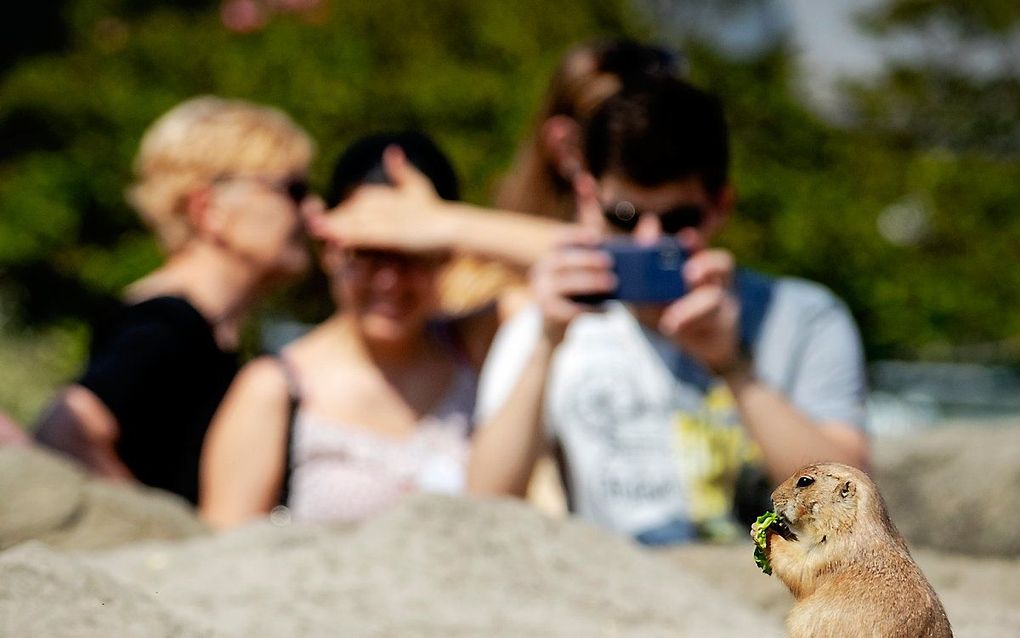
left=673, top=383, right=761, bottom=539
left=553, top=342, right=689, bottom=538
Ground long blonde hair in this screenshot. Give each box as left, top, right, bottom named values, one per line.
left=494, top=39, right=679, bottom=221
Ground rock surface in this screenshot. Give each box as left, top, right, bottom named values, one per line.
left=3, top=424, right=1020, bottom=637
left=873, top=422, right=1020, bottom=556
left=0, top=446, right=206, bottom=551
left=3, top=496, right=783, bottom=637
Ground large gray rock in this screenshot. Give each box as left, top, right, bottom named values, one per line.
left=2, top=492, right=1018, bottom=637
left=0, top=445, right=84, bottom=546
left=0, top=542, right=216, bottom=638
left=872, top=422, right=1020, bottom=556
left=0, top=446, right=207, bottom=551
left=79, top=495, right=782, bottom=638
left=3, top=424, right=1019, bottom=636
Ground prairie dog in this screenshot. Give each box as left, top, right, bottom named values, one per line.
left=764, top=462, right=952, bottom=638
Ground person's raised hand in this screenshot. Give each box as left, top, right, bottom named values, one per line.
left=571, top=171, right=606, bottom=233
left=377, top=144, right=440, bottom=200
left=531, top=228, right=615, bottom=344
left=306, top=146, right=453, bottom=254
left=657, top=248, right=743, bottom=375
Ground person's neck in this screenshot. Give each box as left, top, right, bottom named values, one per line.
left=331, top=314, right=432, bottom=369
left=125, top=243, right=266, bottom=350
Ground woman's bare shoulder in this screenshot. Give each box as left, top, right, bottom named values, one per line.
left=231, top=356, right=291, bottom=399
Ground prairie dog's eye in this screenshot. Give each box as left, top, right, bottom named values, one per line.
left=796, top=476, right=815, bottom=488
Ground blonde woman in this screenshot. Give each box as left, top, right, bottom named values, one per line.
left=34, top=96, right=314, bottom=504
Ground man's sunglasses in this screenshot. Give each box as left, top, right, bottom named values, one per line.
left=602, top=200, right=705, bottom=234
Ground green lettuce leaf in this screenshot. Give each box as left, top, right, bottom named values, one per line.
left=752, top=511, right=778, bottom=575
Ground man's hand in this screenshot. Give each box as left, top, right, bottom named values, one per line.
left=657, top=248, right=743, bottom=375
left=531, top=229, right=615, bottom=344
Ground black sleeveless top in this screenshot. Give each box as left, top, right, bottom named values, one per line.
left=78, top=296, right=239, bottom=504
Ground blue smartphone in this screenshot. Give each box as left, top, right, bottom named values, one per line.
left=570, top=238, right=687, bottom=305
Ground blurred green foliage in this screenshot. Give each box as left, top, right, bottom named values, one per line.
left=0, top=322, right=87, bottom=424
left=0, top=0, right=646, bottom=422
left=1, top=0, right=1019, bottom=423
left=0, top=0, right=644, bottom=326
left=688, top=32, right=1020, bottom=361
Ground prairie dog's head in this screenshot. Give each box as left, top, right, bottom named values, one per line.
left=771, top=463, right=880, bottom=546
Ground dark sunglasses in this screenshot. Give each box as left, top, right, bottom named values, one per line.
left=283, top=178, right=310, bottom=205
left=346, top=248, right=448, bottom=270
left=216, top=174, right=311, bottom=205
left=602, top=200, right=705, bottom=234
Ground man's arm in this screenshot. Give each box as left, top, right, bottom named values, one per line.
left=726, top=291, right=870, bottom=481
left=659, top=250, right=870, bottom=484
left=722, top=367, right=870, bottom=483
left=33, top=385, right=134, bottom=479
left=468, top=232, right=615, bottom=496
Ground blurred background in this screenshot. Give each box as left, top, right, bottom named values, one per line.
left=1, top=0, right=1019, bottom=433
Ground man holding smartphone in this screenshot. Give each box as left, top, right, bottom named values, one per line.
left=468, top=76, right=870, bottom=544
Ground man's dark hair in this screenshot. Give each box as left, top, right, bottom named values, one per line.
left=326, top=131, right=459, bottom=207
left=583, top=77, right=729, bottom=195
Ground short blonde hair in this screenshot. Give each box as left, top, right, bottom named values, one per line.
left=127, top=96, right=315, bottom=253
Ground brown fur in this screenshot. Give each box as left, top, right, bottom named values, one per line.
left=765, top=463, right=952, bottom=638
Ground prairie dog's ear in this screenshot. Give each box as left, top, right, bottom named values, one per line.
left=840, top=480, right=854, bottom=500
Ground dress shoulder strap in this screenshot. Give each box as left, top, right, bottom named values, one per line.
left=273, top=355, right=303, bottom=508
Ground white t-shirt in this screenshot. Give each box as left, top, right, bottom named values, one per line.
left=476, top=271, right=868, bottom=544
